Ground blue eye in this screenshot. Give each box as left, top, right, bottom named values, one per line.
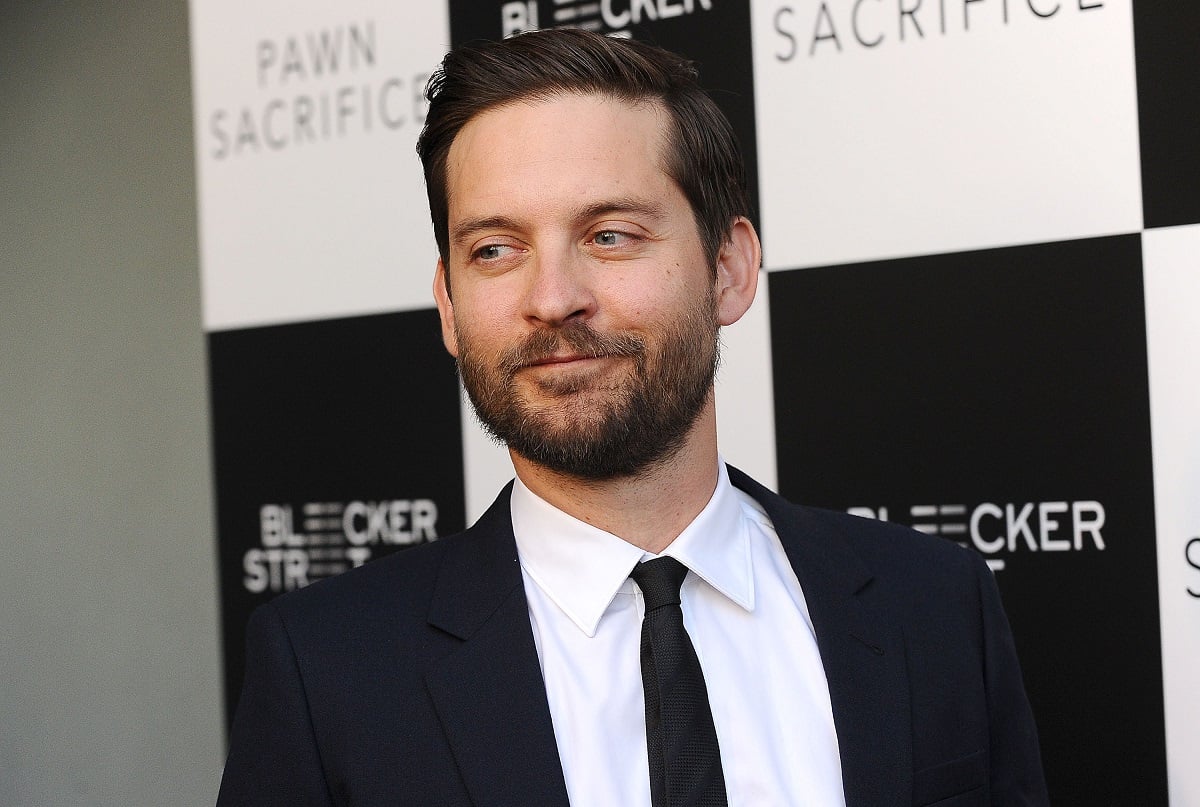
left=594, top=231, right=625, bottom=246
left=476, top=244, right=513, bottom=261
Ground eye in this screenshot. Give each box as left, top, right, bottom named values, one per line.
left=592, top=230, right=632, bottom=247
left=474, top=243, right=516, bottom=261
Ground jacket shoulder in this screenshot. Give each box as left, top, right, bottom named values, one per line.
left=270, top=535, right=450, bottom=622
left=802, top=502, right=981, bottom=571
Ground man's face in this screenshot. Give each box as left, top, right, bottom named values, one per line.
left=434, top=92, right=722, bottom=479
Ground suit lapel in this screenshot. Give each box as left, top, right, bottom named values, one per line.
left=729, top=467, right=913, bottom=807
left=424, top=485, right=571, bottom=807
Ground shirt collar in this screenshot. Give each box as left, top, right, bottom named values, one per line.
left=510, top=461, right=755, bottom=637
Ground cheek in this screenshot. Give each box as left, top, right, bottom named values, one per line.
left=455, top=299, right=517, bottom=354
left=595, top=270, right=690, bottom=324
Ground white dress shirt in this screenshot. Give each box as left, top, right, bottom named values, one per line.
left=510, top=462, right=847, bottom=807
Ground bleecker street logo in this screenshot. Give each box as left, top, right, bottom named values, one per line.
left=244, top=498, right=439, bottom=594
left=499, top=0, right=714, bottom=38
left=848, top=499, right=1106, bottom=572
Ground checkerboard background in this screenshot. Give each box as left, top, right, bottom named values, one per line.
left=190, top=2, right=1200, bottom=803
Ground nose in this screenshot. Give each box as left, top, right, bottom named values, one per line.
left=520, top=245, right=596, bottom=326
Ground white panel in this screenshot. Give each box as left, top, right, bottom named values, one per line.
left=461, top=389, right=517, bottom=525
left=1143, top=224, right=1200, bottom=807
left=190, top=1, right=450, bottom=330
left=716, top=270, right=778, bottom=490
left=751, top=0, right=1142, bottom=270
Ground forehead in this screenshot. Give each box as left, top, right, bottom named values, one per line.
left=444, top=92, right=677, bottom=219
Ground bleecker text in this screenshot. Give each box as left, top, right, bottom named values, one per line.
left=849, top=499, right=1106, bottom=572
left=601, top=0, right=714, bottom=28
left=501, top=0, right=714, bottom=38
left=243, top=499, right=440, bottom=594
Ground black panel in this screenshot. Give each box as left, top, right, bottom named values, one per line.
left=209, top=309, right=466, bottom=728
left=769, top=234, right=1166, bottom=806
left=1133, top=3, right=1200, bottom=227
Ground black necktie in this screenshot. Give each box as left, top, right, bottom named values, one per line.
left=629, top=557, right=728, bottom=807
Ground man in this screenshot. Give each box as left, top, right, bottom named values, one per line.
left=217, top=29, right=1048, bottom=806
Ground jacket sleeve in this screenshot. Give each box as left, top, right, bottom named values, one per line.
left=976, top=556, right=1051, bottom=806
left=216, top=602, right=336, bottom=807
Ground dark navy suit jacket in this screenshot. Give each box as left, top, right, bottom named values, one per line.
left=216, top=467, right=1049, bottom=806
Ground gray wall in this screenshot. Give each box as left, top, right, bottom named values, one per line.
left=1, top=2, right=225, bottom=804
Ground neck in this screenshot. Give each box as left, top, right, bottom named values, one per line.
left=510, top=402, right=720, bottom=554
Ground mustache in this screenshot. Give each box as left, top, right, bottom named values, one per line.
left=497, top=322, right=645, bottom=376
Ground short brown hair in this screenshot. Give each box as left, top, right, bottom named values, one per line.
left=416, top=29, right=750, bottom=270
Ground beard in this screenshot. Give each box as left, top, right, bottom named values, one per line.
left=455, top=289, right=720, bottom=480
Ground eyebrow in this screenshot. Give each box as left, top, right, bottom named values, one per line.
left=449, top=197, right=671, bottom=246
left=450, top=216, right=519, bottom=246
left=576, top=197, right=670, bottom=224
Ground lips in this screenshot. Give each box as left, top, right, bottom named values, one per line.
left=527, top=353, right=600, bottom=367
left=498, top=322, right=645, bottom=377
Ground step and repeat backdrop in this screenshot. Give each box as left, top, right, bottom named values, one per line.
left=189, top=2, right=1198, bottom=803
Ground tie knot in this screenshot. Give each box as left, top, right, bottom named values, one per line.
left=630, top=556, right=689, bottom=611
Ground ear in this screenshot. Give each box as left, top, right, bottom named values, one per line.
left=433, top=258, right=459, bottom=357
left=714, top=216, right=761, bottom=327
